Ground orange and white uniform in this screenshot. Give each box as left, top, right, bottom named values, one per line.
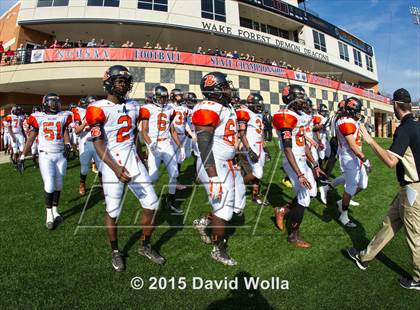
left=140, top=103, right=179, bottom=195
left=236, top=107, right=265, bottom=179
left=313, top=113, right=330, bottom=159
left=2, top=120, right=11, bottom=147
left=27, top=111, right=72, bottom=193
left=273, top=109, right=316, bottom=207
left=172, top=103, right=191, bottom=162
left=23, top=116, right=38, bottom=155
left=5, top=114, right=25, bottom=153
left=72, top=106, right=101, bottom=175
left=86, top=99, right=159, bottom=218
left=192, top=100, right=241, bottom=220
left=336, top=116, right=368, bottom=195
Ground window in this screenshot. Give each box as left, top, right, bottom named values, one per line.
left=87, top=0, right=119, bottom=7
left=240, top=17, right=252, bottom=29
left=353, top=48, right=362, bottom=67
left=312, top=30, right=327, bottom=52
left=201, top=0, right=226, bottom=22
left=338, top=42, right=349, bottom=61
left=37, top=0, right=69, bottom=7
left=366, top=55, right=373, bottom=72
left=138, top=0, right=168, bottom=11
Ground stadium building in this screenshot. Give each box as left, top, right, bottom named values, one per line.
left=0, top=0, right=394, bottom=138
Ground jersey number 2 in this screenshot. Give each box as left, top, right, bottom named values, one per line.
left=117, top=115, right=132, bottom=142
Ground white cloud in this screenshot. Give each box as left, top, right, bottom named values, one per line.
left=402, top=69, right=420, bottom=78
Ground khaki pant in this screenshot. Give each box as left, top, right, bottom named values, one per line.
left=360, top=183, right=420, bottom=281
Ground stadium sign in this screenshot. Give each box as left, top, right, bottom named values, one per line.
left=201, top=22, right=329, bottom=63
left=30, top=48, right=388, bottom=104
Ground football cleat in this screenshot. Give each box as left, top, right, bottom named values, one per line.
left=138, top=244, right=166, bottom=265
left=79, top=182, right=86, bottom=196
left=287, top=230, right=311, bottom=248
left=111, top=250, right=125, bottom=272
left=274, top=206, right=290, bottom=231
left=399, top=277, right=420, bottom=290
left=211, top=241, right=237, bottom=266
left=282, top=177, right=292, bottom=188
left=337, top=201, right=357, bottom=228
left=346, top=247, right=368, bottom=270
left=46, top=221, right=54, bottom=230
left=252, top=194, right=269, bottom=206
left=193, top=217, right=212, bottom=244
left=319, top=185, right=329, bottom=205
left=349, top=200, right=360, bottom=206
left=166, top=195, right=184, bottom=215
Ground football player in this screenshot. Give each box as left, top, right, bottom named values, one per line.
left=6, top=105, right=26, bottom=165
left=72, top=95, right=102, bottom=196
left=2, top=117, right=11, bottom=155
left=86, top=65, right=164, bottom=272
left=24, top=106, right=41, bottom=168
left=192, top=71, right=240, bottom=266
left=170, top=88, right=189, bottom=190
left=322, top=98, right=370, bottom=227
left=19, top=93, right=72, bottom=229
left=140, top=86, right=185, bottom=214
left=313, top=104, right=330, bottom=164
left=236, top=93, right=267, bottom=205
left=272, top=85, right=325, bottom=248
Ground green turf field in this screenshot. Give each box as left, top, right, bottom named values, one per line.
left=1, top=138, right=418, bottom=309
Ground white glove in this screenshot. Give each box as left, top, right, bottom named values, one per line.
left=147, top=141, right=158, bottom=154
left=209, top=176, right=223, bottom=201
left=19, top=154, right=25, bottom=161
left=363, top=159, right=372, bottom=173
left=179, top=147, right=186, bottom=162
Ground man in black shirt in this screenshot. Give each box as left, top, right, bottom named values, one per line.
left=263, top=110, right=273, bottom=141
left=345, top=88, right=420, bottom=290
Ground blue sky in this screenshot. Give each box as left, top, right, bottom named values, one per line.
left=1, top=0, right=419, bottom=99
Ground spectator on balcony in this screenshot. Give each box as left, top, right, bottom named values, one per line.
left=98, top=39, right=107, bottom=47
left=0, top=41, right=4, bottom=63
left=206, top=48, right=213, bottom=55
left=40, top=40, right=48, bottom=49
left=77, top=40, right=83, bottom=48
left=4, top=48, right=15, bottom=65
left=143, top=41, right=152, bottom=49
left=62, top=38, right=72, bottom=48
left=251, top=55, right=256, bottom=62
left=87, top=38, right=97, bottom=47
left=15, top=44, right=26, bottom=64
left=154, top=43, right=162, bottom=50
left=271, top=60, right=277, bottom=66
left=49, top=40, right=61, bottom=49
left=226, top=50, right=233, bottom=58
left=109, top=41, right=116, bottom=48
left=232, top=50, right=239, bottom=59
left=121, top=41, right=130, bottom=48
left=174, top=46, right=179, bottom=51
left=220, top=50, right=227, bottom=57
left=245, top=53, right=250, bottom=61
left=239, top=53, right=246, bottom=60
left=196, top=46, right=203, bottom=54
left=213, top=48, right=221, bottom=56
left=164, top=44, right=174, bottom=51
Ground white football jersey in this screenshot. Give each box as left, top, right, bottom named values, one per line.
left=27, top=111, right=72, bottom=152
left=302, top=112, right=314, bottom=139
left=313, top=113, right=327, bottom=141
left=172, top=104, right=190, bottom=135
left=192, top=100, right=237, bottom=161
left=272, top=109, right=306, bottom=156
left=336, top=116, right=362, bottom=160
left=86, top=99, right=140, bottom=153
left=2, top=120, right=9, bottom=134
left=236, top=107, right=264, bottom=144
left=140, top=103, right=175, bottom=142
left=5, top=114, right=24, bottom=134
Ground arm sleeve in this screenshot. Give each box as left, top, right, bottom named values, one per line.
left=338, top=122, right=356, bottom=136
left=272, top=113, right=297, bottom=148
left=86, top=106, right=106, bottom=126
left=27, top=115, right=39, bottom=132
left=192, top=109, right=220, bottom=127
left=389, top=127, right=410, bottom=159
left=140, top=107, right=151, bottom=120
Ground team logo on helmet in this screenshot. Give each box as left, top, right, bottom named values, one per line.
left=203, top=75, right=217, bottom=88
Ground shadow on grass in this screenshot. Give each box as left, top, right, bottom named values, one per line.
left=207, top=271, right=274, bottom=310
left=61, top=186, right=103, bottom=220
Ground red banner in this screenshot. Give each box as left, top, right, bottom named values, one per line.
left=34, top=48, right=388, bottom=103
